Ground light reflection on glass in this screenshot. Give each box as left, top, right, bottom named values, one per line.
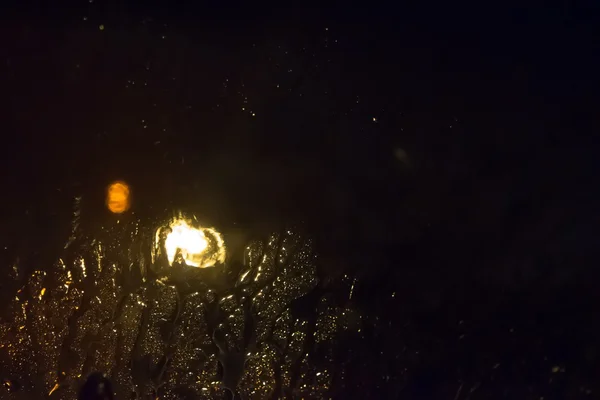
left=161, top=217, right=226, bottom=268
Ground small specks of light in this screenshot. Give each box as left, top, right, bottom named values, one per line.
left=38, top=288, right=46, bottom=301
left=99, top=24, right=104, bottom=31
left=106, top=181, right=131, bottom=214
left=372, top=117, right=378, bottom=123
left=1, top=228, right=330, bottom=397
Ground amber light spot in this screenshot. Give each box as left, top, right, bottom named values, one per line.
left=106, top=181, right=131, bottom=213
left=48, top=383, right=59, bottom=396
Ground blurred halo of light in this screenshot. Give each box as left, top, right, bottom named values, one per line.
left=106, top=181, right=131, bottom=214
left=161, top=217, right=226, bottom=268
left=393, top=147, right=410, bottom=165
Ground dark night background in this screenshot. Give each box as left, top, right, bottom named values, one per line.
left=1, top=1, right=600, bottom=398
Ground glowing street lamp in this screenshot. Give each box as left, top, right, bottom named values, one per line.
left=158, top=217, right=226, bottom=269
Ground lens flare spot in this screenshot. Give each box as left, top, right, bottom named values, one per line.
left=161, top=218, right=225, bottom=268
left=106, top=181, right=130, bottom=214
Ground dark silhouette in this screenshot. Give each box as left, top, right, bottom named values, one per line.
left=78, top=373, right=114, bottom=400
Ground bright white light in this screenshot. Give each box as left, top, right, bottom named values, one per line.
left=161, top=218, right=225, bottom=268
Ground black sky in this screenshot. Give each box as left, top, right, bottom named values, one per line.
left=2, top=1, right=600, bottom=398
left=1, top=0, right=599, bottom=308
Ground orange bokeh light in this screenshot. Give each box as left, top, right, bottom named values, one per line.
left=106, top=181, right=131, bottom=213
